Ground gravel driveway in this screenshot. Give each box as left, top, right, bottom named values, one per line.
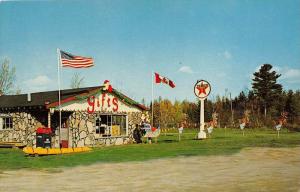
left=1, top=147, right=299, bottom=192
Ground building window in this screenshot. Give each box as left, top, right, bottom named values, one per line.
left=95, top=114, right=127, bottom=137
left=0, top=116, right=13, bottom=130
left=112, top=115, right=127, bottom=136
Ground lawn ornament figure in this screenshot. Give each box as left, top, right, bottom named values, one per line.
left=141, top=123, right=160, bottom=144
left=239, top=110, right=250, bottom=136
left=275, top=112, right=288, bottom=138
left=206, top=112, right=218, bottom=137
left=133, top=124, right=143, bottom=144
left=178, top=123, right=184, bottom=141
left=141, top=113, right=151, bottom=124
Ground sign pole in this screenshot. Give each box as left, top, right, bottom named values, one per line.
left=200, top=99, right=204, bottom=132
left=198, top=99, right=206, bottom=139
left=194, top=80, right=211, bottom=140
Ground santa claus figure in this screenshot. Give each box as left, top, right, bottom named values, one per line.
left=103, top=80, right=113, bottom=93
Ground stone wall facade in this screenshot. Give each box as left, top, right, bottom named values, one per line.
left=0, top=110, right=145, bottom=148
left=66, top=111, right=143, bottom=147
left=0, top=112, right=45, bottom=147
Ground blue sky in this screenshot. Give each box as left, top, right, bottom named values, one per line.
left=0, top=0, right=299, bottom=104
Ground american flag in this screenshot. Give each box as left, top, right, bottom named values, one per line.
left=60, top=50, right=94, bottom=68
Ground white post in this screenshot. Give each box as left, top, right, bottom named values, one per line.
left=194, top=80, right=210, bottom=139
left=198, top=99, right=207, bottom=139
left=47, top=110, right=51, bottom=128
left=57, top=48, right=62, bottom=148
left=200, top=99, right=204, bottom=131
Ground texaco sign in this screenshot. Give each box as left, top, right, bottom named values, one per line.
left=194, top=80, right=211, bottom=100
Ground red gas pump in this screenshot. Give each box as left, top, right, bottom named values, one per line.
left=36, top=127, right=52, bottom=148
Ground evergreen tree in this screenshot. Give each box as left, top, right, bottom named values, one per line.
left=285, top=90, right=297, bottom=123
left=182, top=100, right=198, bottom=128
left=252, top=64, right=282, bottom=118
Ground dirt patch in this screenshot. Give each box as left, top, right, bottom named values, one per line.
left=1, top=147, right=300, bottom=192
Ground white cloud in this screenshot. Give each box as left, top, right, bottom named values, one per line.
left=178, top=66, right=194, bottom=74
left=280, top=68, right=300, bottom=83
left=24, top=75, right=52, bottom=92
left=26, top=75, right=51, bottom=86
left=223, top=51, right=232, bottom=59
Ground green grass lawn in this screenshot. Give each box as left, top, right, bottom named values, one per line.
left=0, top=128, right=299, bottom=171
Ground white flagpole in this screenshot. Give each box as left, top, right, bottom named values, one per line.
left=152, top=71, right=154, bottom=126
left=57, top=48, right=62, bottom=148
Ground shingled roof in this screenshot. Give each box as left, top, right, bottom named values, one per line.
left=0, top=86, right=147, bottom=111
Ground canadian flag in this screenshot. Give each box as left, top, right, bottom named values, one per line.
left=154, top=72, right=175, bottom=88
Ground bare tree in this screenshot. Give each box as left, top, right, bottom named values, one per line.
left=0, top=58, right=16, bottom=95
left=15, top=86, right=22, bottom=95
left=70, top=72, right=84, bottom=89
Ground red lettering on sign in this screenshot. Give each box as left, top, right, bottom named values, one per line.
left=87, top=96, right=95, bottom=114
left=112, top=97, right=119, bottom=112
left=86, top=94, right=119, bottom=113
left=102, top=93, right=106, bottom=108
left=107, top=97, right=111, bottom=108
left=97, top=98, right=100, bottom=107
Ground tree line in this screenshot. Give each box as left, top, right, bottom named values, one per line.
left=150, top=90, right=300, bottom=130
left=1, top=59, right=299, bottom=130
left=150, top=64, right=300, bottom=130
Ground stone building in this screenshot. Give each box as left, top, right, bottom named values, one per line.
left=0, top=86, right=147, bottom=148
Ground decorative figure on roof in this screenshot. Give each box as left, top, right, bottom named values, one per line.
left=103, top=80, right=113, bottom=93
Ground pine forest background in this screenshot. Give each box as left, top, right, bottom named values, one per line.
left=149, top=64, right=300, bottom=131
left=149, top=89, right=300, bottom=130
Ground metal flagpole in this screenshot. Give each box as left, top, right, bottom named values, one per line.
left=57, top=48, right=62, bottom=148
left=230, top=92, right=233, bottom=127
left=152, top=71, right=154, bottom=126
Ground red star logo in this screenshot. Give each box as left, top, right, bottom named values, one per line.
left=197, top=82, right=208, bottom=96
